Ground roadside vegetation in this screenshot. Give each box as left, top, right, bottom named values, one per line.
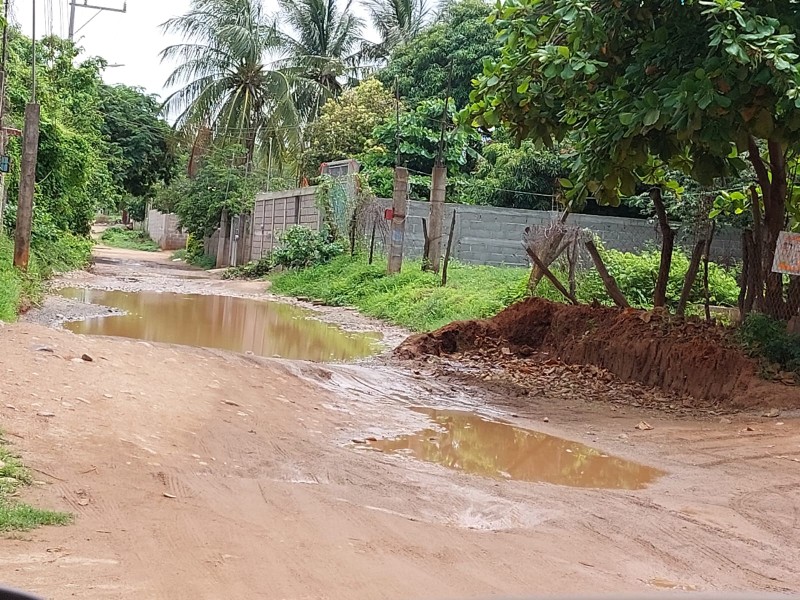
left=0, top=438, right=71, bottom=531
left=0, top=234, right=91, bottom=322
left=270, top=249, right=740, bottom=332
left=100, top=227, right=160, bottom=252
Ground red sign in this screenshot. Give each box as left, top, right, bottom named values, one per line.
left=384, top=208, right=394, bottom=220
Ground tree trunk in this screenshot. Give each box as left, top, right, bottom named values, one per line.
left=703, top=222, right=716, bottom=322
left=650, top=187, right=675, bottom=308
left=738, top=230, right=752, bottom=320
left=584, top=239, right=629, bottom=308
left=677, top=238, right=705, bottom=317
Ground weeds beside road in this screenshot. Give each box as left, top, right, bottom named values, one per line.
left=100, top=227, right=160, bottom=252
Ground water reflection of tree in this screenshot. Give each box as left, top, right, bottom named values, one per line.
left=374, top=410, right=661, bottom=490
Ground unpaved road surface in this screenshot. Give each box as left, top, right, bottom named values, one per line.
left=1, top=245, right=799, bottom=599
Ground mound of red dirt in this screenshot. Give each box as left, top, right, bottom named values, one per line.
left=397, top=298, right=800, bottom=408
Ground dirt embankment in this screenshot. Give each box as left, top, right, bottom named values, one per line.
left=398, top=298, right=800, bottom=409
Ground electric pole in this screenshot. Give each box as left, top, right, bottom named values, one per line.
left=69, top=0, right=127, bottom=41
left=14, top=0, right=40, bottom=270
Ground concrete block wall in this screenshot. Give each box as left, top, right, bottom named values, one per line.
left=244, top=190, right=743, bottom=268
left=147, top=209, right=188, bottom=251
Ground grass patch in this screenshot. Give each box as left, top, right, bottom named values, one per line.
left=172, top=249, right=216, bottom=269
left=1, top=233, right=91, bottom=321
left=270, top=251, right=741, bottom=332
left=101, top=226, right=160, bottom=251
left=271, top=255, right=530, bottom=331
left=0, top=443, right=71, bottom=532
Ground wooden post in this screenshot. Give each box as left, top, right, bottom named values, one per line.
left=421, top=218, right=430, bottom=269
left=387, top=167, right=409, bottom=274
left=441, top=210, right=457, bottom=286
left=584, top=239, right=630, bottom=308
left=368, top=221, right=376, bottom=265
left=13, top=103, right=40, bottom=270
left=425, top=165, right=446, bottom=273
left=215, top=208, right=228, bottom=268
left=525, top=246, right=579, bottom=305
left=703, top=222, right=716, bottom=322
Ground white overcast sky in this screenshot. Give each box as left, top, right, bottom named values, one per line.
left=14, top=0, right=375, bottom=101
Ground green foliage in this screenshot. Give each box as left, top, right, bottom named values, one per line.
left=574, top=248, right=740, bottom=309
left=377, top=0, right=499, bottom=108
left=466, top=0, right=800, bottom=206
left=99, top=84, right=176, bottom=201
left=270, top=255, right=530, bottom=331
left=0, top=234, right=91, bottom=321
left=272, top=226, right=345, bottom=270
left=301, top=79, right=396, bottom=178
left=101, top=227, right=160, bottom=252
left=222, top=257, right=273, bottom=280
left=0, top=441, right=72, bottom=531
left=169, top=145, right=258, bottom=239
left=739, top=313, right=800, bottom=375
left=454, top=141, right=564, bottom=209
left=363, top=0, right=432, bottom=60
left=362, top=98, right=480, bottom=175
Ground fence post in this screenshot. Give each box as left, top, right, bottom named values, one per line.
left=388, top=167, right=409, bottom=274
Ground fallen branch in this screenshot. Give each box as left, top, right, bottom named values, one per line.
left=584, top=239, right=629, bottom=308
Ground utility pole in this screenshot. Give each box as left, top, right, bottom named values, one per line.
left=0, top=0, right=10, bottom=229
left=424, top=64, right=452, bottom=274
left=14, top=0, right=40, bottom=270
left=69, top=0, right=127, bottom=41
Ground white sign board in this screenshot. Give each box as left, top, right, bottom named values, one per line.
left=772, top=231, right=800, bottom=275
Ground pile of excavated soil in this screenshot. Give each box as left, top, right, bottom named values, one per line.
left=397, top=298, right=800, bottom=409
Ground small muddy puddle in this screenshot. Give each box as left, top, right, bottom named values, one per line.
left=59, top=288, right=381, bottom=361
left=367, top=408, right=663, bottom=489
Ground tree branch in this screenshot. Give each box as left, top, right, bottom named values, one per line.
left=748, top=136, right=771, bottom=201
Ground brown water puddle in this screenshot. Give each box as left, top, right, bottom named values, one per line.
left=367, top=408, right=664, bottom=490
left=60, top=288, right=381, bottom=362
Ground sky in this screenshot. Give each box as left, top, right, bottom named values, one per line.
left=13, top=0, right=375, bottom=101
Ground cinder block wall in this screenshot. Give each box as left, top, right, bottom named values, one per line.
left=147, top=209, right=188, bottom=251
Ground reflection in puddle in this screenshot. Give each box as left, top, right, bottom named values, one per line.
left=60, top=288, right=381, bottom=362
left=367, top=408, right=664, bottom=490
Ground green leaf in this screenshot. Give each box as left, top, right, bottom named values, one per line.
left=558, top=178, right=574, bottom=189
left=618, top=113, right=635, bottom=126
left=643, top=109, right=660, bottom=127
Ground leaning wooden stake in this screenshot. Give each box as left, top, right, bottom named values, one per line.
left=441, top=210, right=457, bottom=286
left=651, top=187, right=675, bottom=308
left=584, top=239, right=630, bottom=308
left=525, top=246, right=579, bottom=305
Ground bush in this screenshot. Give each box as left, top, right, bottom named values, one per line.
left=272, top=226, right=344, bottom=270
left=739, top=313, right=800, bottom=375
left=223, top=257, right=273, bottom=280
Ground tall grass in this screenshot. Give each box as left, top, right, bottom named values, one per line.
left=270, top=251, right=741, bottom=332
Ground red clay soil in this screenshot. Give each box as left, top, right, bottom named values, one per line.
left=398, top=298, right=800, bottom=409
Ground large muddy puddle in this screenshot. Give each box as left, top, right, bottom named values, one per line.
left=367, top=408, right=663, bottom=489
left=59, top=288, right=381, bottom=361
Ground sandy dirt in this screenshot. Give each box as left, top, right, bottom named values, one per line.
left=1, top=246, right=799, bottom=599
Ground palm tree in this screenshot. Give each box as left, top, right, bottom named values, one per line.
left=274, top=0, right=365, bottom=118
left=160, top=0, right=300, bottom=163
left=362, top=0, right=432, bottom=60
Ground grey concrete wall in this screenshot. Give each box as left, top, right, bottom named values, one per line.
left=246, top=191, right=743, bottom=268
left=147, top=209, right=188, bottom=251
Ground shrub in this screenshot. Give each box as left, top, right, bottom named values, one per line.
left=739, top=313, right=800, bottom=375
left=100, top=226, right=159, bottom=252
left=223, top=257, right=273, bottom=280
left=272, top=226, right=344, bottom=270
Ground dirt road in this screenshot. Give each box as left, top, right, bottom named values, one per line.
left=1, top=246, right=799, bottom=598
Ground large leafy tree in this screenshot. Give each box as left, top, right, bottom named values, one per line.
left=160, top=0, right=300, bottom=162
left=377, top=0, right=498, bottom=108
left=362, top=0, right=433, bottom=61
left=467, top=0, right=800, bottom=317
left=99, top=85, right=176, bottom=199
left=301, top=79, right=395, bottom=177
left=276, top=0, right=365, bottom=115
